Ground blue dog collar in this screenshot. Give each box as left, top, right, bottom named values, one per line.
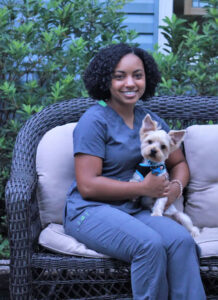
left=136, top=160, right=166, bottom=178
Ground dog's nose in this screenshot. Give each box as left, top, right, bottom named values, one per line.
left=150, top=148, right=157, bottom=157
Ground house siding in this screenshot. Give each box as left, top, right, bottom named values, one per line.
left=123, top=0, right=159, bottom=51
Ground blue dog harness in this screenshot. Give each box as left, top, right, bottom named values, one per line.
left=135, top=160, right=166, bottom=180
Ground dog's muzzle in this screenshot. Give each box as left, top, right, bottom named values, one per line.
left=150, top=148, right=157, bottom=157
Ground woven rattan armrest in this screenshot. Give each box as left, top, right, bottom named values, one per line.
left=6, top=175, right=41, bottom=242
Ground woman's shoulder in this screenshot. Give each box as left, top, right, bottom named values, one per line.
left=74, top=102, right=110, bottom=137
left=79, top=102, right=108, bottom=123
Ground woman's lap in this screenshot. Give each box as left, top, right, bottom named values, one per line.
left=64, top=204, right=194, bottom=261
left=65, top=205, right=164, bottom=260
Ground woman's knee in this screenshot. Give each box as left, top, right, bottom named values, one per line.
left=180, top=230, right=197, bottom=252
left=177, top=226, right=195, bottom=245
left=135, top=233, right=165, bottom=260
left=169, top=225, right=197, bottom=255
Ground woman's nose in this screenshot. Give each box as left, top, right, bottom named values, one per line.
left=125, top=76, right=135, bottom=86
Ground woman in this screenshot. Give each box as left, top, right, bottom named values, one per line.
left=64, top=43, right=205, bottom=300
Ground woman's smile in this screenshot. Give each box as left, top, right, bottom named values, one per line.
left=120, top=90, right=139, bottom=101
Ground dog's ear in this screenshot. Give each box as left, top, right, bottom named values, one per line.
left=169, top=130, right=186, bottom=151
left=141, top=114, right=158, bottom=132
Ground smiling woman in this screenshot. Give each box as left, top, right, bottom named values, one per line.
left=64, top=43, right=206, bottom=300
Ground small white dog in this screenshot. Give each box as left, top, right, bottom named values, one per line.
left=131, top=114, right=200, bottom=237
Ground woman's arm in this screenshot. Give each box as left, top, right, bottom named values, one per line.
left=75, top=153, right=170, bottom=201
left=165, top=148, right=190, bottom=208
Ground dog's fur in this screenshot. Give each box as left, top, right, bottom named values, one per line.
left=131, top=114, right=200, bottom=237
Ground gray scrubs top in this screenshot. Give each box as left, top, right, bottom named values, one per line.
left=65, top=101, right=169, bottom=220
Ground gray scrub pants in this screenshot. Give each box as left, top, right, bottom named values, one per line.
left=64, top=205, right=206, bottom=300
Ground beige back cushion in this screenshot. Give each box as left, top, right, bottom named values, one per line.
left=184, top=125, right=218, bottom=228
left=36, top=123, right=77, bottom=228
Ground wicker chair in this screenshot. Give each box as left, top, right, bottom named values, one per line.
left=5, top=96, right=218, bottom=300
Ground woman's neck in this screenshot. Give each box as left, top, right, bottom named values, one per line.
left=107, top=100, right=135, bottom=129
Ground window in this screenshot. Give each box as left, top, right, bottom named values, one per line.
left=184, top=0, right=208, bottom=15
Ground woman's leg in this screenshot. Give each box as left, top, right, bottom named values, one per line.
left=65, top=205, right=168, bottom=300
left=135, top=210, right=206, bottom=300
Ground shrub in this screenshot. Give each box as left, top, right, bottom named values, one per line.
left=0, top=0, right=137, bottom=256
left=154, top=0, right=218, bottom=96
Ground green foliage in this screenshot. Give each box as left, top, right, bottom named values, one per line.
left=0, top=232, right=10, bottom=259
left=154, top=0, right=218, bottom=96
left=0, top=214, right=9, bottom=259
left=159, top=14, right=187, bottom=54
left=0, top=0, right=137, bottom=256
left=0, top=0, right=137, bottom=106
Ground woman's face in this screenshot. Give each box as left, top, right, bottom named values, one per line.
left=109, top=53, right=146, bottom=106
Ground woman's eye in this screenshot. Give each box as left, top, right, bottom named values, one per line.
left=135, top=73, right=143, bottom=79
left=113, top=74, right=124, bottom=80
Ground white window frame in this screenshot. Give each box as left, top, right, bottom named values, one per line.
left=184, top=0, right=207, bottom=15
left=158, top=0, right=173, bottom=53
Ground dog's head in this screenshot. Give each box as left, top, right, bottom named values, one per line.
left=140, top=114, right=185, bottom=163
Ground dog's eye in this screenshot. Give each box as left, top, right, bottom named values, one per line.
left=148, top=140, right=153, bottom=144
left=161, top=144, right=166, bottom=150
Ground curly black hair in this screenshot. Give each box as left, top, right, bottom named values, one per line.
left=83, top=43, right=161, bottom=101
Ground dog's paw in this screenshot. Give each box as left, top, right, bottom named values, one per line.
left=151, top=211, right=163, bottom=217
left=190, top=226, right=200, bottom=238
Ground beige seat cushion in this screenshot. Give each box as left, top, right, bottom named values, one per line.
left=39, top=223, right=109, bottom=258
left=38, top=223, right=218, bottom=259
left=194, top=227, right=218, bottom=258
left=36, top=122, right=77, bottom=228
left=184, top=125, right=218, bottom=228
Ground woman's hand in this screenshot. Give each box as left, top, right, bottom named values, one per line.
left=140, top=172, right=170, bottom=198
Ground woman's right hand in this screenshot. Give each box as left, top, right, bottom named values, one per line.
left=139, top=172, right=170, bottom=198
